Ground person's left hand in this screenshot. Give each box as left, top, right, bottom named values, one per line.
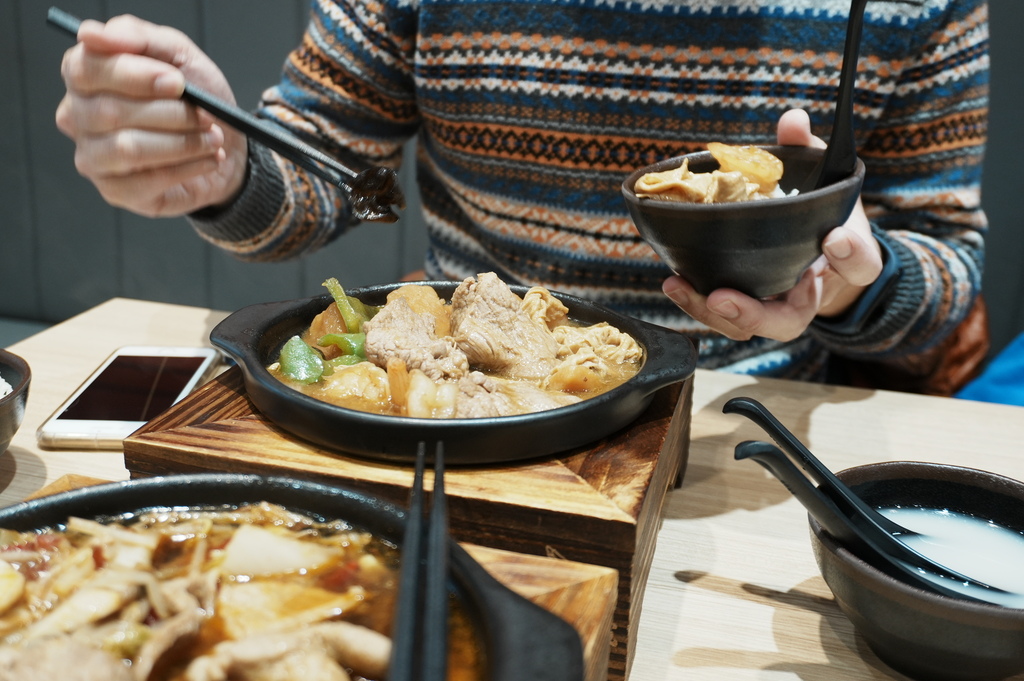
left=661, top=109, right=883, bottom=342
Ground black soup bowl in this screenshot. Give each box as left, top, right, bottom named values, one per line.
left=810, top=461, right=1024, bottom=681
left=0, top=349, right=31, bottom=454
left=0, top=473, right=584, bottom=681
left=209, top=281, right=697, bottom=465
left=622, top=145, right=865, bottom=299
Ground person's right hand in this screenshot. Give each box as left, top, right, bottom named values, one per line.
left=55, top=15, right=247, bottom=218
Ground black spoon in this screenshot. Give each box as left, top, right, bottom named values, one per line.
left=733, top=440, right=1010, bottom=604
left=724, top=396, right=1011, bottom=599
left=806, top=0, right=868, bottom=191
left=46, top=7, right=405, bottom=223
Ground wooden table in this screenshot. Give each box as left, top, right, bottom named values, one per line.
left=5, top=297, right=1024, bottom=680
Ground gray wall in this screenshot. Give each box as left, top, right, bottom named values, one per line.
left=977, top=0, right=1024, bottom=357
left=1, top=0, right=1022, bottom=358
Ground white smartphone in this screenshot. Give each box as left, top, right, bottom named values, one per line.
left=36, top=345, right=222, bottom=450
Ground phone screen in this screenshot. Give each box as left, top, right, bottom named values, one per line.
left=57, top=355, right=209, bottom=422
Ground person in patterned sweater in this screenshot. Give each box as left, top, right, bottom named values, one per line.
left=55, top=0, right=989, bottom=386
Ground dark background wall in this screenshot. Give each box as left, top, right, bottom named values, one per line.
left=1, top=0, right=1021, bottom=358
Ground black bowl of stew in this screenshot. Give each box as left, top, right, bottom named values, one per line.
left=209, top=280, right=697, bottom=465
left=0, top=473, right=584, bottom=681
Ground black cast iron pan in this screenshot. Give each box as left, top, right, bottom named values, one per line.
left=0, top=473, right=584, bottom=681
left=209, top=281, right=697, bottom=465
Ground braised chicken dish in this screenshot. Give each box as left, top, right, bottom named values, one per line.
left=635, top=143, right=790, bottom=203
left=269, top=273, right=644, bottom=419
left=0, top=503, right=481, bottom=681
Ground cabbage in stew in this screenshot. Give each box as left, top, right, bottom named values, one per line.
left=0, top=502, right=482, bottom=681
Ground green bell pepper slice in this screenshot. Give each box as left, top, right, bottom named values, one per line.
left=326, top=354, right=366, bottom=368
left=278, top=335, right=324, bottom=384
left=322, top=278, right=366, bottom=333
left=318, top=332, right=366, bottom=358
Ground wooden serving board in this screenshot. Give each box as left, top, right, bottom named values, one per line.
left=124, top=368, right=694, bottom=681
left=27, top=475, right=618, bottom=681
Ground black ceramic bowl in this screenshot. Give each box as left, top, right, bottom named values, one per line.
left=0, top=349, right=31, bottom=454
left=622, top=145, right=865, bottom=298
left=0, top=473, right=583, bottom=681
left=810, top=461, right=1024, bottom=681
left=209, top=281, right=697, bottom=465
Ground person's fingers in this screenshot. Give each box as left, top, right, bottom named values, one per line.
left=78, top=15, right=196, bottom=66
left=705, top=267, right=823, bottom=342
left=55, top=14, right=245, bottom=216
left=821, top=226, right=883, bottom=287
left=68, top=15, right=229, bottom=101
left=57, top=94, right=205, bottom=138
left=74, top=17, right=151, bottom=54
left=776, top=109, right=827, bottom=149
left=663, top=276, right=753, bottom=341
left=62, top=45, right=185, bottom=99
left=93, top=155, right=225, bottom=216
left=73, top=125, right=225, bottom=177
left=815, top=225, right=885, bottom=317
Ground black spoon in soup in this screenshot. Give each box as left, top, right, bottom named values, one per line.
left=725, top=397, right=1012, bottom=603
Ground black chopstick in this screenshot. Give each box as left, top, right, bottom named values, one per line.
left=46, top=7, right=359, bottom=189
left=390, top=441, right=449, bottom=681
left=180, top=85, right=359, bottom=184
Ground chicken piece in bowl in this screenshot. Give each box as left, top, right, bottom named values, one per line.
left=622, top=144, right=864, bottom=299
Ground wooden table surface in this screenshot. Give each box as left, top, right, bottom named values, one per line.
left=5, top=297, right=1024, bottom=680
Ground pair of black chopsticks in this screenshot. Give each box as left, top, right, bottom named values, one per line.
left=46, top=7, right=404, bottom=223
left=390, top=442, right=449, bottom=681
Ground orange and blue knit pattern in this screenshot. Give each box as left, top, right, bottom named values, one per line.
left=193, top=0, right=989, bottom=380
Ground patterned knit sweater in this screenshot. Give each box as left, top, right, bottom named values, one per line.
left=192, top=0, right=989, bottom=381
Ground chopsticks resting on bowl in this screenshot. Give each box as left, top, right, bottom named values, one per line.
left=390, top=441, right=449, bottom=681
left=45, top=6, right=405, bottom=224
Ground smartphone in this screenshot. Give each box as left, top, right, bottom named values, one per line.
left=36, top=346, right=222, bottom=449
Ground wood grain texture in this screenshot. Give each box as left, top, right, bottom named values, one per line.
left=124, top=368, right=694, bottom=681
left=464, top=544, right=618, bottom=681
left=24, top=474, right=108, bottom=499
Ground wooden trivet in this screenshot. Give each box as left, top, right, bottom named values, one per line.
left=124, top=368, right=694, bottom=680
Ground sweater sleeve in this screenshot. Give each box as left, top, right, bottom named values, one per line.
left=809, top=0, right=989, bottom=360
left=188, top=0, right=419, bottom=262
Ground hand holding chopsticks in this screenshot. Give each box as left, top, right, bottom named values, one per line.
left=46, top=6, right=405, bottom=223
left=390, top=442, right=449, bottom=681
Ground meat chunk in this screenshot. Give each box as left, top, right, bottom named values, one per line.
left=184, top=621, right=390, bottom=681
left=449, top=273, right=560, bottom=381
left=0, top=637, right=134, bottom=681
left=544, top=324, right=644, bottom=393
left=363, top=297, right=469, bottom=380
left=454, top=372, right=580, bottom=418
left=552, top=322, right=644, bottom=364
left=385, top=284, right=451, bottom=337
left=134, top=607, right=205, bottom=681
left=134, top=569, right=218, bottom=680
left=521, top=286, right=570, bottom=330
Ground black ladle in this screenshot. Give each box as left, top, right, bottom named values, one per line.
left=47, top=7, right=405, bottom=224
left=732, top=440, right=1008, bottom=604
left=805, top=0, right=867, bottom=191
left=725, top=397, right=1011, bottom=603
